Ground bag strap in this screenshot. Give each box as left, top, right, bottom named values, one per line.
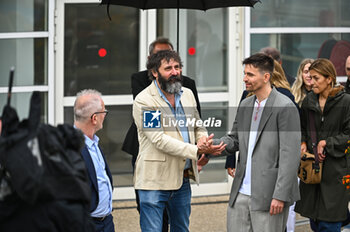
left=308, top=111, right=320, bottom=168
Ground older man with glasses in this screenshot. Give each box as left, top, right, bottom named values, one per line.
left=74, top=89, right=114, bottom=232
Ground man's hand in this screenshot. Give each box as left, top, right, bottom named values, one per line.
left=269, top=199, right=284, bottom=215
left=198, top=165, right=203, bottom=173
left=197, top=134, right=214, bottom=152
left=227, top=168, right=235, bottom=178
left=197, top=135, right=209, bottom=148
left=197, top=134, right=226, bottom=155
left=197, top=154, right=209, bottom=167
left=197, top=154, right=209, bottom=173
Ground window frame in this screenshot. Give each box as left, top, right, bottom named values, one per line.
left=245, top=7, right=350, bottom=80
left=0, top=0, right=54, bottom=124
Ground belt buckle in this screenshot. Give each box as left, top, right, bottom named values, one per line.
left=94, top=214, right=108, bottom=221
left=183, top=169, right=189, bottom=178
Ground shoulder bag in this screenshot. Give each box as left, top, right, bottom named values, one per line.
left=298, top=111, right=323, bottom=184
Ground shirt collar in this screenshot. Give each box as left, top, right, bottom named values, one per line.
left=84, top=134, right=99, bottom=149
left=255, top=96, right=268, bottom=105
left=73, top=125, right=99, bottom=148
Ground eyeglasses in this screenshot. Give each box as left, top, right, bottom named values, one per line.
left=90, top=110, right=109, bottom=119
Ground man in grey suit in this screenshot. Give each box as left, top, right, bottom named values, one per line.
left=213, top=53, right=300, bottom=232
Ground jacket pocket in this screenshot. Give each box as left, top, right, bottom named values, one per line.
left=143, top=151, right=166, bottom=161
left=261, top=168, right=278, bottom=199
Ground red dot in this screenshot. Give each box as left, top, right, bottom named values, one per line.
left=98, top=48, right=107, bottom=57
left=188, top=47, right=196, bottom=55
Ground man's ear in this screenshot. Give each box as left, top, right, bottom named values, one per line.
left=91, top=114, right=97, bottom=125
left=264, top=72, right=271, bottom=83
left=151, top=70, right=158, bottom=79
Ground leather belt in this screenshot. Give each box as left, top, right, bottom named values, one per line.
left=184, top=169, right=190, bottom=178
left=92, top=214, right=110, bottom=222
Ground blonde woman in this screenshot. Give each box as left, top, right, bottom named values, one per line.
left=291, top=59, right=314, bottom=106
left=271, top=60, right=292, bottom=89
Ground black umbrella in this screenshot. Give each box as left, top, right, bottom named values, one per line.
left=101, top=0, right=260, bottom=51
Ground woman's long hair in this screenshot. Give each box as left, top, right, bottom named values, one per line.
left=291, top=59, right=314, bottom=106
left=309, top=58, right=343, bottom=97
left=270, top=60, right=291, bottom=91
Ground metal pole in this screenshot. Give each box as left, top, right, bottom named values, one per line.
left=177, top=7, right=179, bottom=53
left=7, top=67, right=15, bottom=106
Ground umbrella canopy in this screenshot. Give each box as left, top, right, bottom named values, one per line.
left=101, top=0, right=260, bottom=51
left=101, top=0, right=259, bottom=10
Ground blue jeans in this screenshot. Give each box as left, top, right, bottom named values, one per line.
left=310, top=219, right=342, bottom=232
left=138, top=178, right=191, bottom=232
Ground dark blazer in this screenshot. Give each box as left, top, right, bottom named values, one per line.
left=345, top=79, right=350, bottom=94
left=122, top=70, right=201, bottom=157
left=81, top=146, right=113, bottom=213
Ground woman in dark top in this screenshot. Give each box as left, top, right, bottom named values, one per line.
left=295, top=58, right=350, bottom=232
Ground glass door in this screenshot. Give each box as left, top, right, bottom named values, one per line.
left=56, top=0, right=140, bottom=197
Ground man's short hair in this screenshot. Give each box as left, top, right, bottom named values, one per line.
left=146, top=50, right=182, bottom=79
left=260, top=47, right=281, bottom=62
left=74, top=89, right=102, bottom=122
left=243, top=53, right=274, bottom=75
left=148, top=37, right=174, bottom=56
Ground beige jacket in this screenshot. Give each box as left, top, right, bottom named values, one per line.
left=132, top=81, right=208, bottom=190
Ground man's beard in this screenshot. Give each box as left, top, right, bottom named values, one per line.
left=158, top=72, right=182, bottom=94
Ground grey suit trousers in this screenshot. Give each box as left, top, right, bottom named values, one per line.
left=227, top=193, right=289, bottom=232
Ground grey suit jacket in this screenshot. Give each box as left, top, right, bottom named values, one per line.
left=217, top=87, right=301, bottom=211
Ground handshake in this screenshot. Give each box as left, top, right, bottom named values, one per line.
left=196, top=134, right=226, bottom=172
left=196, top=133, right=226, bottom=156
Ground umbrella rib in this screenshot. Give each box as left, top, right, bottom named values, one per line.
left=177, top=0, right=179, bottom=52
left=200, top=0, right=206, bottom=10
left=106, top=0, right=112, bottom=20
left=142, top=0, right=148, bottom=9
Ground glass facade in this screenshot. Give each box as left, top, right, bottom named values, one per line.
left=251, top=33, right=350, bottom=77
left=250, top=0, right=350, bottom=78
left=251, top=0, right=350, bottom=28
left=0, top=38, right=47, bottom=87
left=0, top=92, right=47, bottom=122
left=64, top=4, right=139, bottom=96
left=157, top=9, right=228, bottom=92
left=0, top=0, right=49, bottom=124
left=0, top=0, right=47, bottom=32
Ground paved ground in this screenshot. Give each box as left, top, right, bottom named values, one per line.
left=112, top=195, right=313, bottom=232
